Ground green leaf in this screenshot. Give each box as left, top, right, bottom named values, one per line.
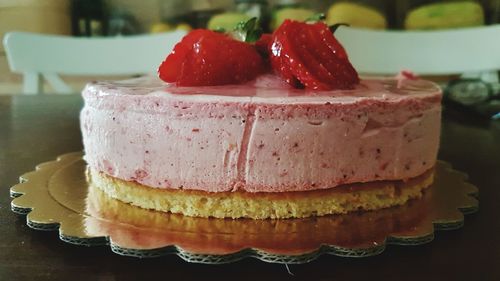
left=246, top=28, right=262, bottom=42
left=232, top=17, right=263, bottom=43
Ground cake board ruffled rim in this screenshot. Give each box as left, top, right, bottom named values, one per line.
left=10, top=152, right=478, bottom=264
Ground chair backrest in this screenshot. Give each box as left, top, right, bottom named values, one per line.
left=335, top=25, right=500, bottom=77
left=3, top=30, right=187, bottom=94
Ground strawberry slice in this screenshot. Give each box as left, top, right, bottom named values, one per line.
left=287, top=24, right=336, bottom=89
left=158, top=29, right=265, bottom=86
left=307, top=22, right=359, bottom=89
left=269, top=20, right=359, bottom=90
left=269, top=31, right=302, bottom=88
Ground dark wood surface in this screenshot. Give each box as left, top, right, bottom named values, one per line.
left=1, top=95, right=499, bottom=281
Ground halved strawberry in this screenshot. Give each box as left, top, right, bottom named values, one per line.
left=287, top=24, right=337, bottom=89
left=269, top=20, right=359, bottom=90
left=306, top=22, right=359, bottom=89
left=158, top=29, right=213, bottom=83
left=158, top=29, right=265, bottom=86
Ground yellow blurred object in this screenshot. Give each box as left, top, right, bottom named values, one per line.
left=405, top=1, right=484, bottom=30
left=207, top=12, right=251, bottom=31
left=175, top=23, right=192, bottom=32
left=149, top=23, right=174, bottom=33
left=326, top=2, right=387, bottom=30
left=271, top=8, right=315, bottom=30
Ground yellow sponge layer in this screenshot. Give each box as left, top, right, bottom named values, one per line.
left=87, top=168, right=433, bottom=219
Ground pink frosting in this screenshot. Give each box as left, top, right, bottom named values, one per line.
left=81, top=75, right=442, bottom=193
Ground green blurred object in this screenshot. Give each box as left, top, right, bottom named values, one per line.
left=405, top=1, right=485, bottom=30
left=270, top=7, right=315, bottom=30
left=326, top=1, right=388, bottom=29
left=207, top=12, right=251, bottom=30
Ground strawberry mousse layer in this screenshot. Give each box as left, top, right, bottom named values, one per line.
left=80, top=75, right=441, bottom=193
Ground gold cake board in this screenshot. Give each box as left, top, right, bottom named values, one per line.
left=10, top=152, right=478, bottom=264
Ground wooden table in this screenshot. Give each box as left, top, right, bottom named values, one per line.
left=1, top=95, right=499, bottom=280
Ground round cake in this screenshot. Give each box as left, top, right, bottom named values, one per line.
left=81, top=19, right=442, bottom=219
left=81, top=74, right=441, bottom=219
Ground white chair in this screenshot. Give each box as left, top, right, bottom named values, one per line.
left=335, top=25, right=500, bottom=82
left=3, top=30, right=187, bottom=94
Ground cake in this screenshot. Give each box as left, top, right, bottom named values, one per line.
left=81, top=19, right=442, bottom=219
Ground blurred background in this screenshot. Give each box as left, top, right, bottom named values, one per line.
left=1, top=0, right=499, bottom=118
